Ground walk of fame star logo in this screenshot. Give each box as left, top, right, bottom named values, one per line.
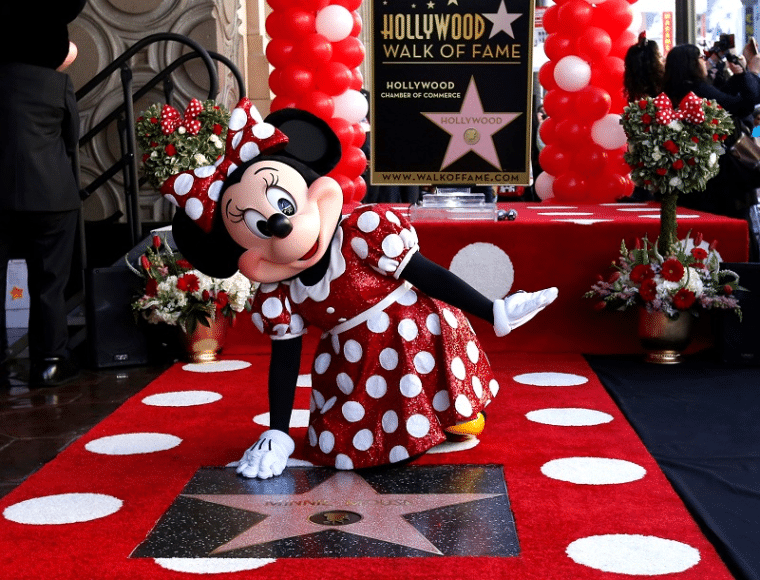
left=422, top=78, right=521, bottom=171
left=132, top=465, right=519, bottom=559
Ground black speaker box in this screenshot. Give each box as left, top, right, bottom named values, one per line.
left=718, top=262, right=760, bottom=365
left=85, top=267, right=150, bottom=368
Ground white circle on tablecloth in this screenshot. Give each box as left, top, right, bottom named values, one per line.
left=513, top=372, right=588, bottom=386
left=3, top=493, right=122, bottom=525
left=541, top=457, right=646, bottom=485
left=181, top=360, right=251, bottom=373
left=85, top=433, right=182, bottom=455
left=254, top=409, right=310, bottom=428
left=142, top=390, right=222, bottom=407
left=449, top=243, right=513, bottom=300
left=566, top=534, right=701, bottom=575
left=154, top=558, right=276, bottom=574
left=526, top=408, right=614, bottom=427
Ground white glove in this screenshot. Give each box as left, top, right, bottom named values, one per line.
left=235, top=429, right=295, bottom=479
left=493, top=287, right=558, bottom=337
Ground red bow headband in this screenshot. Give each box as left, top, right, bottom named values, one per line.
left=652, top=92, right=706, bottom=125
left=160, top=98, right=204, bottom=135
left=160, top=98, right=288, bottom=233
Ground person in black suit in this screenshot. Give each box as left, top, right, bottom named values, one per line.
left=0, top=0, right=86, bottom=388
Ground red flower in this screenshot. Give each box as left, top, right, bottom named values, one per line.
left=691, top=247, right=708, bottom=261
left=711, top=118, right=719, bottom=125
left=712, top=134, right=719, bottom=142
left=142, top=153, right=149, bottom=163
left=639, top=100, right=648, bottom=109
left=608, top=271, right=621, bottom=283
left=630, top=264, right=655, bottom=283
left=213, top=123, right=223, bottom=135
left=202, top=290, right=211, bottom=301
left=673, top=288, right=696, bottom=310
left=165, top=144, right=177, bottom=156
left=150, top=141, right=158, bottom=148
left=152, top=235, right=161, bottom=249
left=693, top=232, right=704, bottom=246
left=177, top=259, right=193, bottom=270
left=150, top=117, right=158, bottom=124
left=672, top=159, right=684, bottom=170
left=176, top=273, right=200, bottom=293
left=656, top=167, right=668, bottom=175
left=145, top=278, right=158, bottom=297
left=691, top=136, right=699, bottom=143
left=687, top=158, right=696, bottom=166
left=593, top=301, right=606, bottom=311
left=216, top=291, right=229, bottom=309
left=639, top=279, right=658, bottom=301
left=663, top=140, right=679, bottom=154
left=140, top=255, right=151, bottom=271
left=661, top=258, right=685, bottom=282
left=642, top=113, right=652, bottom=124
left=723, top=284, right=733, bottom=295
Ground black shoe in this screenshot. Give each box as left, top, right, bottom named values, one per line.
left=29, top=357, right=80, bottom=388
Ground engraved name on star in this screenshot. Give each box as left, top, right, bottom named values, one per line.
left=422, top=77, right=521, bottom=170
left=483, top=0, right=522, bottom=39
left=184, top=470, right=502, bottom=555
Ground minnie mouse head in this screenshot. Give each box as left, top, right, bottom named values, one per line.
left=166, top=100, right=342, bottom=283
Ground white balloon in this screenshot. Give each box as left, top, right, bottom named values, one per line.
left=553, top=55, right=591, bottom=92
left=535, top=171, right=555, bottom=201
left=591, top=114, right=627, bottom=150
left=333, top=89, right=368, bottom=123
left=316, top=5, right=355, bottom=42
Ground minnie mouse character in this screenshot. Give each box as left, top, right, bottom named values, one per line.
left=163, top=98, right=558, bottom=479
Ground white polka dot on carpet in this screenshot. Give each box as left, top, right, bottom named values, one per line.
left=85, top=433, right=182, bottom=455
left=513, top=372, right=588, bottom=386
left=142, top=390, right=222, bottom=407
left=154, top=558, right=276, bottom=574
left=181, top=360, right=251, bottom=373
left=526, top=408, right=613, bottom=427
left=254, top=409, right=310, bottom=428
left=3, top=493, right=122, bottom=525
left=541, top=457, right=647, bottom=485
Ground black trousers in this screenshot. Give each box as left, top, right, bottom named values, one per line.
left=0, top=209, right=79, bottom=363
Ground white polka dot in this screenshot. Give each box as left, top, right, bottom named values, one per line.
left=426, top=314, right=441, bottom=335
left=342, top=401, right=365, bottom=422
left=397, top=289, right=418, bottom=306
left=514, top=372, right=588, bottom=386
left=336, top=373, right=354, bottom=395
left=406, top=414, right=430, bottom=438
left=527, top=408, right=614, bottom=427
left=331, top=334, right=340, bottom=354
left=142, top=391, right=222, bottom=407
left=389, top=446, right=410, bottom=463
left=382, top=410, right=399, bottom=433
left=3, top=493, right=122, bottom=525
left=165, top=194, right=178, bottom=207
left=228, top=108, right=247, bottom=131
left=321, top=396, right=337, bottom=414
left=174, top=173, right=194, bottom=196
left=472, top=376, right=483, bottom=398
left=252, top=409, right=310, bottom=428
left=308, top=426, right=317, bottom=446
left=154, top=558, right=275, bottom=574
left=353, top=429, right=373, bottom=451
left=252, top=122, right=275, bottom=139
left=385, top=211, right=402, bottom=225
left=489, top=379, right=500, bottom=396
left=433, top=390, right=450, bottom=411
left=466, top=341, right=479, bottom=364
left=366, top=375, right=387, bottom=398
left=382, top=234, right=405, bottom=258
left=351, top=237, right=369, bottom=259
left=357, top=211, right=381, bottom=232
left=85, top=433, right=182, bottom=455
left=314, top=353, right=331, bottom=374
left=413, top=351, right=435, bottom=374
left=208, top=180, right=223, bottom=202
left=566, top=535, right=701, bottom=575
left=319, top=431, right=335, bottom=453
left=326, top=307, right=335, bottom=314
left=449, top=243, right=514, bottom=301
left=311, top=389, right=325, bottom=410
left=185, top=198, right=204, bottom=221
left=182, top=360, right=251, bottom=373
left=379, top=348, right=399, bottom=370
left=542, top=457, right=646, bottom=485
left=261, top=297, right=284, bottom=319
left=398, top=319, right=418, bottom=341
left=454, top=394, right=473, bottom=417
left=367, top=311, right=390, bottom=333
left=251, top=312, right=264, bottom=332
left=239, top=141, right=261, bottom=162
left=343, top=339, right=363, bottom=363
left=400, top=374, right=423, bottom=397
left=442, top=309, right=459, bottom=328
left=335, top=454, right=354, bottom=470
left=194, top=165, right=215, bottom=178
left=451, top=357, right=466, bottom=380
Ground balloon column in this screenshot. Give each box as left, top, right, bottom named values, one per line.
left=535, top=0, right=637, bottom=203
left=265, top=0, right=368, bottom=203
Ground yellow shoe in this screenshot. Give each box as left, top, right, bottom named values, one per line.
left=444, top=412, right=486, bottom=437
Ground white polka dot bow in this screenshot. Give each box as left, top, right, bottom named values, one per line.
left=159, top=98, right=204, bottom=135
left=160, top=97, right=288, bottom=233
left=653, top=91, right=706, bottom=125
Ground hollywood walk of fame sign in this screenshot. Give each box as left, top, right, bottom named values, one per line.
left=131, top=465, right=519, bottom=559
left=369, top=0, right=534, bottom=186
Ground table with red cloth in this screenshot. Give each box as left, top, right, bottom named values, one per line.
left=226, top=201, right=748, bottom=356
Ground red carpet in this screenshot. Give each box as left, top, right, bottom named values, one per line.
left=0, top=350, right=734, bottom=579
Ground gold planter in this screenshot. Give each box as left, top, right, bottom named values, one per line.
left=179, top=315, right=229, bottom=363
left=638, top=308, right=694, bottom=364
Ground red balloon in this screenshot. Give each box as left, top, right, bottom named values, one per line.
left=332, top=0, right=362, bottom=10
left=609, top=87, right=627, bottom=114
left=270, top=95, right=298, bottom=112
left=267, top=0, right=292, bottom=10
left=268, top=69, right=284, bottom=95
left=572, top=142, right=608, bottom=175
left=279, top=64, right=314, bottom=96
left=333, top=37, right=365, bottom=68
left=336, top=145, right=367, bottom=177
left=349, top=68, right=364, bottom=90
left=610, top=29, right=637, bottom=59
left=608, top=146, right=631, bottom=176
left=328, top=117, right=355, bottom=148
left=293, top=0, right=330, bottom=10
left=590, top=56, right=625, bottom=91
left=351, top=11, right=362, bottom=37
left=294, top=34, right=333, bottom=67
left=352, top=123, right=367, bottom=148
left=544, top=34, right=576, bottom=61
left=538, top=116, right=556, bottom=145
left=297, top=91, right=335, bottom=119
left=283, top=9, right=316, bottom=39
left=554, top=118, right=590, bottom=148
left=315, top=61, right=353, bottom=95
left=353, top=176, right=367, bottom=202
left=542, top=89, right=575, bottom=120
left=542, top=5, right=559, bottom=34
left=556, top=0, right=594, bottom=37
left=587, top=171, right=629, bottom=201
left=552, top=171, right=588, bottom=201
left=265, top=12, right=288, bottom=39
left=266, top=38, right=294, bottom=68
left=329, top=172, right=355, bottom=200
left=577, top=27, right=612, bottom=61
left=538, top=61, right=557, bottom=92
left=593, top=0, right=633, bottom=36
left=539, top=143, right=572, bottom=176
left=574, top=85, right=611, bottom=121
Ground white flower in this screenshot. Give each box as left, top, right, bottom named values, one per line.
left=682, top=267, right=704, bottom=296
left=669, top=120, right=683, bottom=131
left=178, top=126, right=186, bottom=134
left=652, top=149, right=662, bottom=161
left=708, top=152, right=717, bottom=166
left=193, top=153, right=209, bottom=165
left=669, top=176, right=682, bottom=187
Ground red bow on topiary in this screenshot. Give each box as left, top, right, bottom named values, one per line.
left=160, top=98, right=204, bottom=135
left=160, top=98, right=288, bottom=233
left=653, top=92, right=706, bottom=125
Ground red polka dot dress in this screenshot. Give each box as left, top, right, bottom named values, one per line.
left=250, top=206, right=500, bottom=470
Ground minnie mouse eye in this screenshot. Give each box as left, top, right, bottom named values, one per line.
left=266, top=187, right=297, bottom=217
left=243, top=209, right=272, bottom=239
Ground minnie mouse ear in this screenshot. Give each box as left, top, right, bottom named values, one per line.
left=265, top=108, right=342, bottom=176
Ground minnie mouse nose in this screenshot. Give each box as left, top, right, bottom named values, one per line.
left=268, top=213, right=293, bottom=239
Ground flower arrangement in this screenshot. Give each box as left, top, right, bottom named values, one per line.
left=585, top=232, right=742, bottom=320
left=135, top=99, right=230, bottom=191
left=128, top=235, right=255, bottom=333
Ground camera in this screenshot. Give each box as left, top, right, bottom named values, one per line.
left=708, top=34, right=741, bottom=64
